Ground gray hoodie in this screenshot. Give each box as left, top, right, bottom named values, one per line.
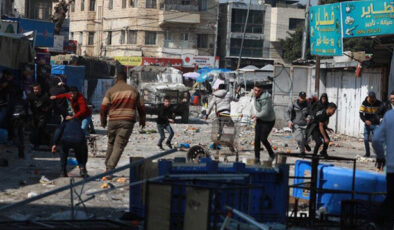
left=254, top=91, right=275, bottom=122
left=285, top=100, right=311, bottom=126
left=207, top=89, right=234, bottom=116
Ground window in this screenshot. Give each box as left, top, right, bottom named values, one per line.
left=120, top=30, right=125, bottom=44
left=145, top=31, right=156, bottom=45
left=164, top=30, right=173, bottom=41
left=89, top=0, right=95, bottom=11
left=146, top=0, right=156, bottom=8
left=182, top=0, right=190, bottom=5
left=230, top=38, right=263, bottom=57
left=109, top=0, right=113, bottom=9
left=127, top=30, right=137, bottom=44
left=289, top=18, right=304, bottom=30
left=122, top=0, right=126, bottom=8
left=81, top=0, right=85, bottom=11
left=79, top=32, right=83, bottom=45
left=164, top=30, right=173, bottom=48
left=107, top=31, right=112, bottom=45
left=199, top=0, right=207, bottom=11
left=71, top=1, right=75, bottom=12
left=88, top=32, right=95, bottom=45
left=70, top=32, right=74, bottom=40
left=181, top=33, right=189, bottom=41
left=33, top=2, right=51, bottom=20
left=231, top=9, right=264, bottom=33
left=130, top=0, right=137, bottom=7
left=197, top=34, right=208, bottom=48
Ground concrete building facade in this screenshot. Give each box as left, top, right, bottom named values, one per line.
left=13, top=0, right=57, bottom=20
left=69, top=0, right=217, bottom=58
left=218, top=1, right=305, bottom=68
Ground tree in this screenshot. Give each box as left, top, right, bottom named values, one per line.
left=279, top=27, right=312, bottom=63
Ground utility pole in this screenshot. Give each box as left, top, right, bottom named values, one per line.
left=314, top=0, right=321, bottom=96
left=213, top=2, right=220, bottom=67
left=301, top=0, right=310, bottom=60
left=236, top=0, right=252, bottom=70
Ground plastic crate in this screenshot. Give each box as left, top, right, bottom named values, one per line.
left=131, top=158, right=289, bottom=224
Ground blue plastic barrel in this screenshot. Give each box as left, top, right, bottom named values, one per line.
left=293, top=160, right=386, bottom=215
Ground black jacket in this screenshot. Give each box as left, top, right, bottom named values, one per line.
left=53, top=119, right=85, bottom=145
left=359, top=97, right=382, bottom=125
left=157, top=104, right=173, bottom=125
left=27, top=92, right=51, bottom=120
left=312, top=94, right=329, bottom=117
left=378, top=100, right=393, bottom=119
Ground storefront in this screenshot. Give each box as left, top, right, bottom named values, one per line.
left=182, top=55, right=219, bottom=72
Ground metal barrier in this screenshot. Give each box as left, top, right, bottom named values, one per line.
left=0, top=148, right=178, bottom=215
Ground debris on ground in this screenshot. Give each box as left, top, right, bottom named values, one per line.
left=356, top=155, right=376, bottom=163
left=67, top=158, right=78, bottom=166
left=116, top=177, right=127, bottom=183
left=101, top=183, right=115, bottom=189
left=39, top=176, right=55, bottom=185
left=27, top=192, right=38, bottom=198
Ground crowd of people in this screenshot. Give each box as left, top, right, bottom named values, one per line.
left=0, top=69, right=393, bottom=227
left=0, top=69, right=95, bottom=177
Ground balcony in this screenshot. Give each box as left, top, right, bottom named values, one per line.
left=162, top=4, right=198, bottom=11
left=159, top=10, right=200, bottom=25
left=163, top=40, right=198, bottom=55
left=164, top=40, right=195, bottom=49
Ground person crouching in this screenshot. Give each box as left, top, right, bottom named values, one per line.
left=52, top=117, right=89, bottom=177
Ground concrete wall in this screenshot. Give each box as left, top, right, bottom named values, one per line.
left=272, top=64, right=384, bottom=138
left=269, top=7, right=304, bottom=42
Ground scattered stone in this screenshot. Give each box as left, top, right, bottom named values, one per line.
left=116, top=177, right=127, bottom=183
left=39, top=176, right=54, bottom=185
left=27, top=192, right=38, bottom=198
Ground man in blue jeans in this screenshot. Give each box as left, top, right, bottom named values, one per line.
left=157, top=96, right=175, bottom=150
left=360, top=91, right=382, bottom=157
left=372, top=109, right=394, bottom=229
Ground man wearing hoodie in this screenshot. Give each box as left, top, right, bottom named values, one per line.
left=372, top=109, right=394, bottom=230
left=206, top=84, right=238, bottom=150
left=312, top=93, right=329, bottom=117
left=286, top=92, right=312, bottom=154
left=360, top=92, right=382, bottom=157
left=252, top=83, right=276, bottom=163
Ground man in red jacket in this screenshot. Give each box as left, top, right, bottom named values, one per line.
left=50, top=87, right=93, bottom=135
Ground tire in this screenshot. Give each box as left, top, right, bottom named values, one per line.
left=187, top=145, right=209, bottom=163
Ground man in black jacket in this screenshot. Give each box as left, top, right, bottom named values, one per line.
left=27, top=83, right=52, bottom=150
left=359, top=91, right=382, bottom=157
left=52, top=118, right=88, bottom=177
left=311, top=93, right=329, bottom=117
left=157, top=96, right=175, bottom=150
left=378, top=90, right=394, bottom=121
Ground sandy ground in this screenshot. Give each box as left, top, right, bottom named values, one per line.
left=0, top=113, right=380, bottom=223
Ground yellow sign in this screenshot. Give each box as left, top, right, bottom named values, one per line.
left=113, top=56, right=142, bottom=66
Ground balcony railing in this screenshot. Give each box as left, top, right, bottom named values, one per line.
left=164, top=40, right=195, bottom=49
left=162, top=4, right=198, bottom=11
